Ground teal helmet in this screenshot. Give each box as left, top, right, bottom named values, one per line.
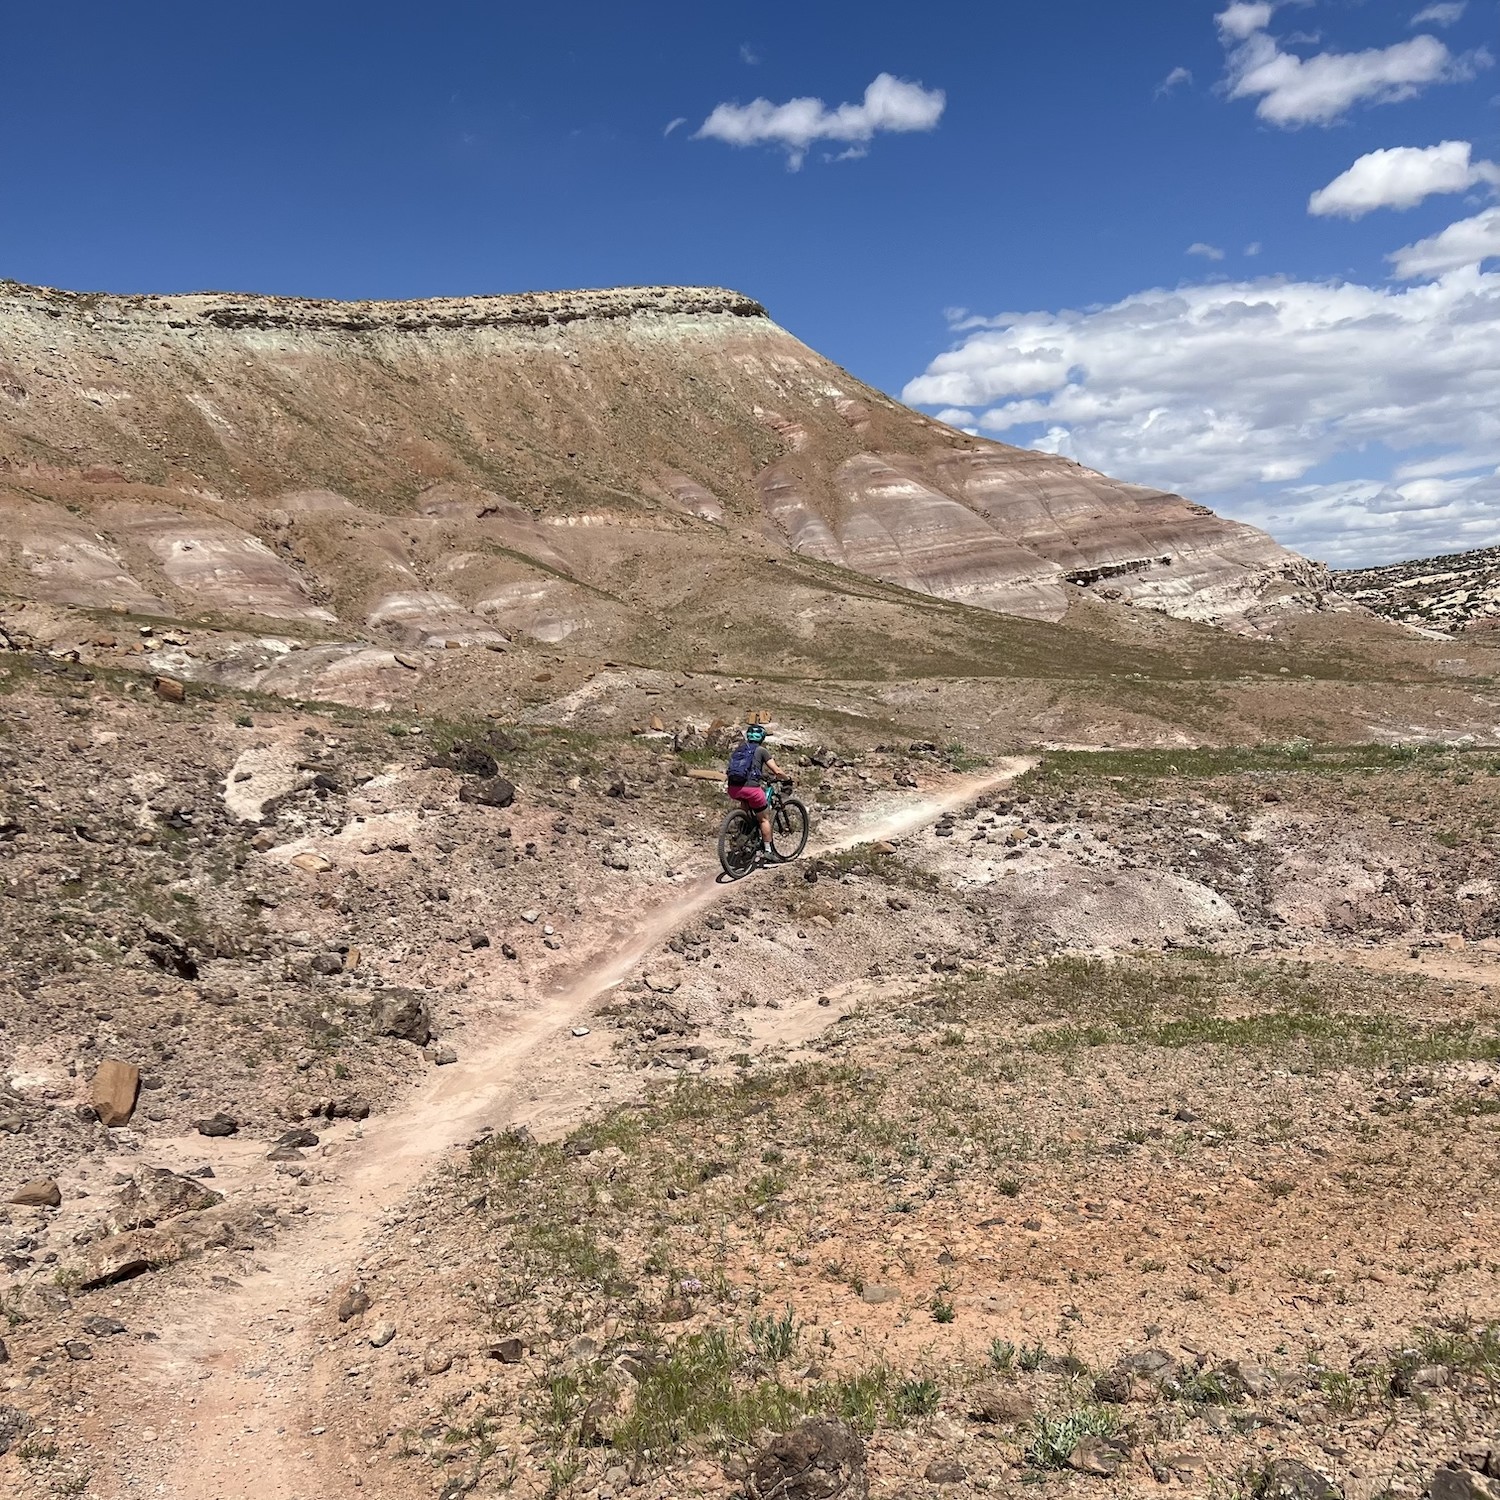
left=746, top=724, right=767, bottom=743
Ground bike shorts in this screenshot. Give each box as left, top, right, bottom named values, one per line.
left=728, top=784, right=768, bottom=811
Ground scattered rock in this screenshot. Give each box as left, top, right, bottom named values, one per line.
left=968, top=1385, right=1035, bottom=1425
left=368, top=1320, right=397, bottom=1348
left=290, top=850, right=334, bottom=874
left=0, top=1404, right=31, bottom=1456
left=423, top=1349, right=453, bottom=1376
left=338, top=1288, right=371, bottom=1323
left=747, top=1419, right=867, bottom=1500
left=1219, top=1358, right=1278, bottom=1400
left=1068, top=1435, right=1126, bottom=1477
left=81, top=1316, right=126, bottom=1337
left=1428, top=1470, right=1500, bottom=1500
left=90, top=1059, right=141, bottom=1127
left=195, top=1111, right=239, bottom=1138
left=859, top=1284, right=899, bottom=1304
left=152, top=676, right=185, bottom=703
left=926, top=1458, right=968, bottom=1484
left=9, top=1178, right=61, bottom=1208
left=430, top=1045, right=458, bottom=1066
left=1254, top=1458, right=1343, bottom=1500
left=488, top=1337, right=525, bottom=1363
left=1095, top=1347, right=1178, bottom=1402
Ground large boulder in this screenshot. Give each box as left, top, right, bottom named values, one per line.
left=374, top=988, right=435, bottom=1046
left=104, top=1167, right=223, bottom=1234
left=458, top=775, right=516, bottom=809
left=90, top=1059, right=141, bottom=1127
left=74, top=1230, right=182, bottom=1290
left=1429, top=1470, right=1500, bottom=1500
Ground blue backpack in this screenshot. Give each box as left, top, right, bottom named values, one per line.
left=726, top=741, right=759, bottom=787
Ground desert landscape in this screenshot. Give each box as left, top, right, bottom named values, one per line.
left=0, top=280, right=1497, bottom=1500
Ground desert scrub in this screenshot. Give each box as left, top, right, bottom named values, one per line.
left=913, top=954, right=1500, bottom=1074
left=1027, top=1405, right=1118, bottom=1468
left=535, top=1328, right=942, bottom=1466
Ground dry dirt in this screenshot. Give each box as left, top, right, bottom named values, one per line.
left=2, top=644, right=1498, bottom=1500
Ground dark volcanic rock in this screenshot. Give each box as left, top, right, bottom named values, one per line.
left=747, top=1419, right=867, bottom=1500
left=374, top=988, right=435, bottom=1046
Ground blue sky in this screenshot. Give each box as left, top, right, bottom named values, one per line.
left=4, top=0, right=1498, bottom=565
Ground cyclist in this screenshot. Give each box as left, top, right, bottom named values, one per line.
left=726, top=723, right=789, bottom=859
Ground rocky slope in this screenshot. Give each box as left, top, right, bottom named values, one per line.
left=0, top=279, right=1327, bottom=688
left=1337, top=544, right=1500, bottom=634
left=1, top=653, right=1497, bottom=1500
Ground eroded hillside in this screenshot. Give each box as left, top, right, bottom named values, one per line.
left=0, top=279, right=1325, bottom=696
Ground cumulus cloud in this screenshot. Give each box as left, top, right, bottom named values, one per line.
left=1218, top=3, right=1276, bottom=42
left=1411, top=2, right=1467, bottom=25
left=1156, top=66, right=1194, bottom=98
left=695, top=73, right=945, bottom=169
left=1215, top=3, right=1488, bottom=127
left=1188, top=242, right=1227, bottom=260
left=1390, top=205, right=1500, bottom=276
left=1309, top=140, right=1500, bottom=217
left=902, top=265, right=1500, bottom=565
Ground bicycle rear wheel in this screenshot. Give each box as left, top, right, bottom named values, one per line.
left=771, top=797, right=810, bottom=862
left=717, top=807, right=760, bottom=879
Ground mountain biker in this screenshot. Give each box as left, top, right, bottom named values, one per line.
left=726, top=723, right=788, bottom=859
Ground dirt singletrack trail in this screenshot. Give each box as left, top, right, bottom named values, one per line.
left=88, top=761, right=1034, bottom=1500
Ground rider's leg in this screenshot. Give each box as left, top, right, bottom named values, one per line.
left=757, top=808, right=773, bottom=849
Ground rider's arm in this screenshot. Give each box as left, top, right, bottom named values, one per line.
left=765, top=756, right=786, bottom=779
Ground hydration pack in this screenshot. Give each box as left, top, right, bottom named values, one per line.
left=726, top=741, right=759, bottom=787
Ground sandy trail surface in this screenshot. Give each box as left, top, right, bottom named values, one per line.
left=91, top=762, right=1033, bottom=1500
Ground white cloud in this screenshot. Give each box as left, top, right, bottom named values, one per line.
left=1411, top=2, right=1467, bottom=26
left=694, top=73, right=945, bottom=169
left=1245, top=241, right=1263, bottom=255
left=663, top=116, right=687, bottom=137
left=1156, top=66, right=1193, bottom=98
left=1218, top=3, right=1277, bottom=42
left=1215, top=3, right=1488, bottom=127
left=1309, top=140, right=1500, bottom=217
left=1390, top=205, right=1500, bottom=275
left=740, top=43, right=762, bottom=65
left=1187, top=242, right=1227, bottom=260
left=902, top=265, right=1500, bottom=565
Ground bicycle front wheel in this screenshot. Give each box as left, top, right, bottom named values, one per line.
left=717, top=807, right=760, bottom=879
left=771, top=797, right=810, bottom=862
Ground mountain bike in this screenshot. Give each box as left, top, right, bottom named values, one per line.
left=717, top=778, right=810, bottom=880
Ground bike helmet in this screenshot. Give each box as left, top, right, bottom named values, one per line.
left=745, top=723, right=767, bottom=743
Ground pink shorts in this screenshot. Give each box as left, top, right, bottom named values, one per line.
left=728, top=784, right=768, bottom=811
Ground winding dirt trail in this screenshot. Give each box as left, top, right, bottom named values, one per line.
left=93, top=762, right=1033, bottom=1500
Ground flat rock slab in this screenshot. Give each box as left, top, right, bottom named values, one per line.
left=9, top=1178, right=61, bottom=1208
left=91, top=1059, right=141, bottom=1127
